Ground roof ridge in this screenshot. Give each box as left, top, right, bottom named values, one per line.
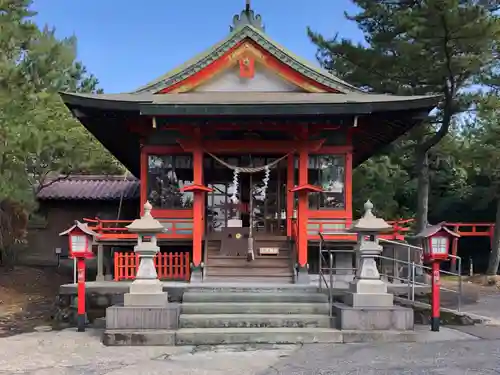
left=37, top=177, right=140, bottom=201
left=50, top=174, right=138, bottom=182
left=131, top=24, right=364, bottom=95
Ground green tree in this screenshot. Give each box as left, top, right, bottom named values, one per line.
left=0, top=0, right=124, bottom=265
left=352, top=155, right=414, bottom=219
left=308, top=0, right=500, bottom=232
left=465, top=86, right=500, bottom=274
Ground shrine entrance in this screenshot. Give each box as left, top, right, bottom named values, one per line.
left=205, top=154, right=289, bottom=237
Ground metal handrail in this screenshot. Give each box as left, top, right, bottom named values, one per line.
left=318, top=232, right=333, bottom=318
left=378, top=239, right=463, bottom=308
left=202, top=236, right=208, bottom=281
left=318, top=233, right=464, bottom=312
left=379, top=238, right=423, bottom=252
left=290, top=237, right=298, bottom=282
left=377, top=254, right=463, bottom=311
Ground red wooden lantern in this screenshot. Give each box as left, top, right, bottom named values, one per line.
left=59, top=221, right=97, bottom=332
left=415, top=222, right=459, bottom=263
left=413, top=222, right=460, bottom=332
left=60, top=221, right=96, bottom=259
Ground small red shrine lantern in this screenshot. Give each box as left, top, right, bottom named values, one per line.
left=59, top=221, right=97, bottom=332
left=414, top=222, right=460, bottom=332
left=59, top=221, right=96, bottom=259
left=415, top=222, right=459, bottom=263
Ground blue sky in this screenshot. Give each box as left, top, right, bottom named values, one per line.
left=32, top=0, right=363, bottom=93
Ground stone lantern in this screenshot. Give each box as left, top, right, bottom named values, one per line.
left=123, top=201, right=168, bottom=307
left=344, top=200, right=394, bottom=307
left=331, top=200, right=414, bottom=333
left=104, top=202, right=180, bottom=345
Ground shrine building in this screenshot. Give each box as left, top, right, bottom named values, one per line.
left=60, top=3, right=438, bottom=284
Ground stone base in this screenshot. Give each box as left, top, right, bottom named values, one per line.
left=101, top=327, right=419, bottom=346
left=341, top=330, right=417, bottom=343
left=190, top=269, right=203, bottom=283
left=332, top=302, right=414, bottom=331
left=348, top=279, right=388, bottom=295
left=102, top=329, right=176, bottom=346
left=128, top=279, right=163, bottom=294
left=124, top=292, right=169, bottom=307
left=105, top=304, right=179, bottom=330
left=296, top=266, right=310, bottom=284
left=175, top=327, right=343, bottom=345
left=343, top=292, right=394, bottom=308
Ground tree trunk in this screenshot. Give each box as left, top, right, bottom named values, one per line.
left=415, top=150, right=429, bottom=234
left=0, top=245, right=17, bottom=270
left=486, top=198, right=500, bottom=275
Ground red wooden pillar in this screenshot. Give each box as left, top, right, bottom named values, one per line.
left=289, top=136, right=322, bottom=283
left=139, top=145, right=148, bottom=215
left=192, top=147, right=203, bottom=267
left=286, top=154, right=294, bottom=237
left=297, top=147, right=308, bottom=268
left=345, top=152, right=353, bottom=219
left=181, top=132, right=212, bottom=282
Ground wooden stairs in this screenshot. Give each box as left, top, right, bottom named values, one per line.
left=203, top=237, right=295, bottom=283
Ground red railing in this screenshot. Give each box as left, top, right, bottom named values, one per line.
left=84, top=217, right=193, bottom=240
left=308, top=218, right=413, bottom=241
left=113, top=252, right=190, bottom=281
left=84, top=216, right=495, bottom=245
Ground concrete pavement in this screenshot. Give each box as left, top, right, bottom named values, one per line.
left=261, top=338, right=500, bottom=375
left=462, top=291, right=500, bottom=322
left=0, top=326, right=497, bottom=375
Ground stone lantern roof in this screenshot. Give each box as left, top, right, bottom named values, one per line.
left=349, top=200, right=392, bottom=233
left=126, top=201, right=165, bottom=233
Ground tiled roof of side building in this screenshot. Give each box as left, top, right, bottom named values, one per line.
left=36, top=175, right=140, bottom=201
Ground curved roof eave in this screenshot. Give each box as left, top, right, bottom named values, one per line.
left=59, top=91, right=441, bottom=116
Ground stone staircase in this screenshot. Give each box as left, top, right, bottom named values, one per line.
left=204, top=238, right=295, bottom=283
left=175, top=285, right=342, bottom=345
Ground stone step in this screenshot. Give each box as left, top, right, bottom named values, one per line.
left=183, top=291, right=328, bottom=303
left=206, top=268, right=293, bottom=277
left=207, top=249, right=291, bottom=256
left=207, top=261, right=291, bottom=268
left=179, top=314, right=332, bottom=328
left=181, top=302, right=330, bottom=315
left=187, top=284, right=318, bottom=293
left=103, top=328, right=417, bottom=346
left=204, top=276, right=295, bottom=283
left=207, top=257, right=291, bottom=267
left=175, top=327, right=342, bottom=345
left=103, top=329, right=175, bottom=346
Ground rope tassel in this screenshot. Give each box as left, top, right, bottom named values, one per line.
left=261, top=165, right=270, bottom=200
left=231, top=169, right=240, bottom=204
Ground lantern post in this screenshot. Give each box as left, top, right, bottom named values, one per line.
left=414, top=222, right=460, bottom=332
left=59, top=221, right=97, bottom=332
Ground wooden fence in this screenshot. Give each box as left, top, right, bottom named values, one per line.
left=113, top=252, right=190, bottom=281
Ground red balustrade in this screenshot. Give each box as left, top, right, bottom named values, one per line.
left=113, top=252, right=190, bottom=281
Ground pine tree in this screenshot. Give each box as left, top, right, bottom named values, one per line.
left=308, top=0, right=500, bottom=232
left=0, top=0, right=123, bottom=265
